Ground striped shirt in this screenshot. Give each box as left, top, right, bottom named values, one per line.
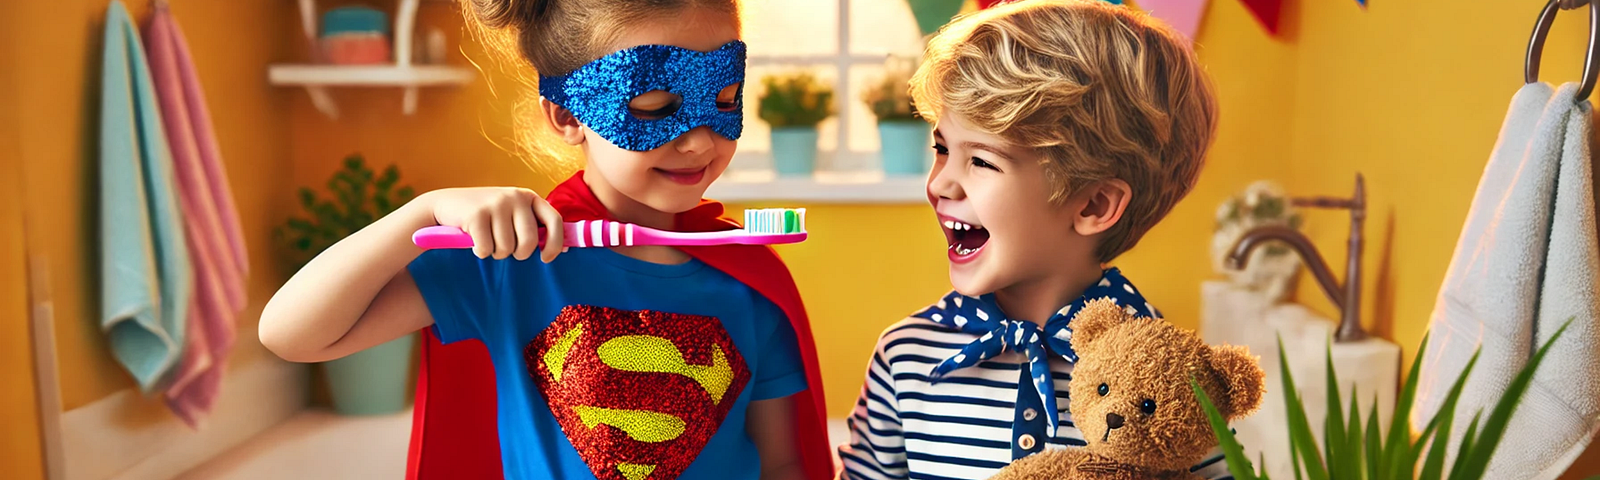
left=837, top=318, right=1235, bottom=480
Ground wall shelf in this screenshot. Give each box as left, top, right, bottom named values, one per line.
left=706, top=170, right=928, bottom=204
left=275, top=0, right=473, bottom=119
left=268, top=64, right=474, bottom=87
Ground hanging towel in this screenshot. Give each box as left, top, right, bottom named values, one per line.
left=144, top=2, right=247, bottom=428
left=99, top=0, right=192, bottom=393
left=1413, top=82, right=1600, bottom=480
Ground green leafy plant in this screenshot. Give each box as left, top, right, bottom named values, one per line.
left=758, top=71, right=835, bottom=128
left=1193, top=318, right=1574, bottom=480
left=1215, top=182, right=1304, bottom=257
left=276, top=154, right=415, bottom=272
left=860, top=56, right=919, bottom=122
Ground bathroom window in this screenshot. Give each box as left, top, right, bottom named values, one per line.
left=737, top=0, right=925, bottom=172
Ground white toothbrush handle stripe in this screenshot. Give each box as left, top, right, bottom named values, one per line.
left=412, top=207, right=808, bottom=251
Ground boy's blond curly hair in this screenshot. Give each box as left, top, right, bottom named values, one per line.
left=910, top=0, right=1219, bottom=262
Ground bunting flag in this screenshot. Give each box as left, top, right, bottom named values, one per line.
left=1238, top=0, right=1282, bottom=35
left=1137, top=0, right=1208, bottom=44
left=975, top=0, right=1122, bottom=10
left=909, top=0, right=967, bottom=35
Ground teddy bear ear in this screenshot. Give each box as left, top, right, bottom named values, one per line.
left=1068, top=298, right=1128, bottom=349
left=1208, top=344, right=1265, bottom=420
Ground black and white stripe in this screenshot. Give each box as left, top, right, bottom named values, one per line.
left=838, top=319, right=1235, bottom=480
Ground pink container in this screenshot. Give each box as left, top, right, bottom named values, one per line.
left=322, top=34, right=390, bottom=65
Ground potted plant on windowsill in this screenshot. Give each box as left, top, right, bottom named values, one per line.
left=276, top=154, right=417, bottom=416
left=758, top=71, right=834, bottom=177
left=863, top=55, right=929, bottom=176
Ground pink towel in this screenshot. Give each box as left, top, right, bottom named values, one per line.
left=144, top=4, right=248, bottom=428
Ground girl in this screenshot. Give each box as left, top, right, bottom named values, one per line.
left=258, top=1, right=831, bottom=479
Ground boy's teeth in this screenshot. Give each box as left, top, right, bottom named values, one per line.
left=945, top=220, right=982, bottom=231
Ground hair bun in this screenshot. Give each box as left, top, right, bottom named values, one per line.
left=468, top=0, right=546, bottom=30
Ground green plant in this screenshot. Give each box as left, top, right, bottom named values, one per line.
left=1215, top=182, right=1303, bottom=257
left=861, top=56, right=919, bottom=122
left=758, top=71, right=835, bottom=128
left=1193, top=318, right=1574, bottom=480
left=276, top=154, right=415, bottom=272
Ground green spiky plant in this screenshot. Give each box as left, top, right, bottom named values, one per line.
left=1192, top=318, right=1574, bottom=480
left=758, top=72, right=835, bottom=128
left=276, top=154, right=415, bottom=273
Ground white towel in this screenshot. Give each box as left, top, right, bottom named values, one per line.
left=1413, top=82, right=1600, bottom=480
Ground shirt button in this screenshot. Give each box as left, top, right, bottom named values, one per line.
left=1018, top=434, right=1036, bottom=450
left=1022, top=408, right=1038, bottom=421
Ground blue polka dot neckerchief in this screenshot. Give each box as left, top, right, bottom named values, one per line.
left=910, top=267, right=1159, bottom=446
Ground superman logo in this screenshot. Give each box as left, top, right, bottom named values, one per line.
left=526, top=305, right=751, bottom=480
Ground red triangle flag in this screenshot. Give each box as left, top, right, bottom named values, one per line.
left=1238, top=0, right=1282, bottom=35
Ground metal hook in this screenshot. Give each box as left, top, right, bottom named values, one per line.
left=1527, top=0, right=1600, bottom=100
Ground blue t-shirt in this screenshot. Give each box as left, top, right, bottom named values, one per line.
left=408, top=247, right=808, bottom=480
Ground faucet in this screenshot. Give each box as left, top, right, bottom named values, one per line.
left=1226, top=174, right=1368, bottom=342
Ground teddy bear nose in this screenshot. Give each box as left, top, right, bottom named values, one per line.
left=1106, top=413, right=1125, bottom=429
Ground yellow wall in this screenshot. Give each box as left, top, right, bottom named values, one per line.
left=10, top=0, right=294, bottom=416
left=0, top=1, right=47, bottom=475
left=1277, top=0, right=1600, bottom=475
left=4, top=0, right=1590, bottom=476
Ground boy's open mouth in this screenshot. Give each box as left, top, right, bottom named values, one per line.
left=941, top=218, right=990, bottom=257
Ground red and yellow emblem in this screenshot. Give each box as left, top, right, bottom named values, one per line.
left=525, top=305, right=751, bottom=480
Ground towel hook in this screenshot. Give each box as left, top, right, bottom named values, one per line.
left=1527, top=0, right=1600, bottom=99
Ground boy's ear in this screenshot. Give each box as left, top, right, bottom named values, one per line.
left=1072, top=179, right=1132, bottom=237
left=1067, top=298, right=1128, bottom=350
left=540, top=98, right=587, bottom=146
left=1207, top=345, right=1265, bottom=420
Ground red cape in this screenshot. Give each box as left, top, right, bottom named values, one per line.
left=406, top=172, right=833, bottom=479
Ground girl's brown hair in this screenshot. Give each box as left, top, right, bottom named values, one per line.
left=467, top=0, right=741, bottom=75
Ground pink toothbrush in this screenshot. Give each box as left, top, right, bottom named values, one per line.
left=412, top=208, right=807, bottom=249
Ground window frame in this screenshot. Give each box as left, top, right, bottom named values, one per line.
left=738, top=0, right=918, bottom=174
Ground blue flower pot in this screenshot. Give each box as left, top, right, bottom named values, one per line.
left=770, top=126, right=820, bottom=177
left=324, top=332, right=415, bottom=416
left=878, top=121, right=932, bottom=176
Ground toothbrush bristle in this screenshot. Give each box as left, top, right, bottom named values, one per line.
left=744, top=208, right=806, bottom=234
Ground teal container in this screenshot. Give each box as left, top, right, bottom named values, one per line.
left=323, top=332, right=415, bottom=415
left=878, top=121, right=931, bottom=176
left=322, top=6, right=389, bottom=36
left=770, top=126, right=820, bottom=177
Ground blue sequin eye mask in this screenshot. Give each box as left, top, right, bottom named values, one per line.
left=539, top=41, right=746, bottom=152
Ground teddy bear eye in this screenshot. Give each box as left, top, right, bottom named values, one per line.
left=1140, top=399, right=1157, bottom=414
left=1097, top=383, right=1109, bottom=396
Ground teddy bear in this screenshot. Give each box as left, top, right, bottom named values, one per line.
left=989, top=298, right=1266, bottom=480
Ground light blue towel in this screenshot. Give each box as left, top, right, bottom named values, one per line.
left=100, top=0, right=191, bottom=393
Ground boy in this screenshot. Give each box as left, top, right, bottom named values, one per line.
left=835, top=1, right=1229, bottom=479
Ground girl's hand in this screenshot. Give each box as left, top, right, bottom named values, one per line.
left=424, top=187, right=566, bottom=262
